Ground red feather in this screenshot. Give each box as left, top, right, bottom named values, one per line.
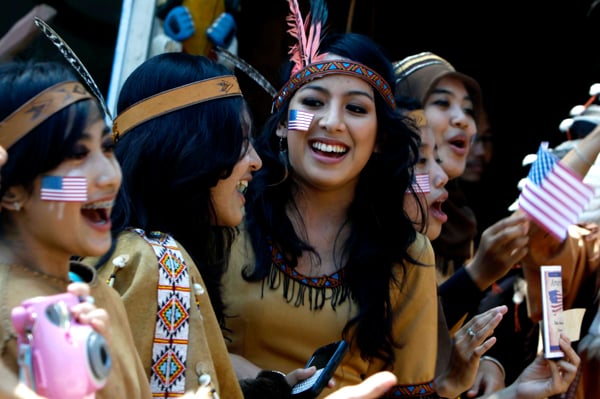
left=285, top=0, right=329, bottom=75
left=285, top=0, right=308, bottom=75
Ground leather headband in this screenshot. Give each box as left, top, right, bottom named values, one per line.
left=112, top=76, right=242, bottom=141
left=0, top=81, right=93, bottom=149
left=406, top=109, right=427, bottom=128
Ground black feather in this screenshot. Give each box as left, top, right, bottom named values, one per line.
left=215, top=46, right=276, bottom=98
left=34, top=17, right=113, bottom=120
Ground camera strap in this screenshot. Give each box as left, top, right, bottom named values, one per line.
left=17, top=340, right=36, bottom=391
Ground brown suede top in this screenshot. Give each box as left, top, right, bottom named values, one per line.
left=83, top=230, right=243, bottom=399
left=223, top=227, right=439, bottom=398
left=0, top=261, right=152, bottom=398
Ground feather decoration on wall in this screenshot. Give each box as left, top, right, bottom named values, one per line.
left=285, top=0, right=329, bottom=76
left=33, top=17, right=113, bottom=121
left=214, top=46, right=277, bottom=97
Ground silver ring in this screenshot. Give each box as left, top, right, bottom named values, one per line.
left=467, top=327, right=476, bottom=338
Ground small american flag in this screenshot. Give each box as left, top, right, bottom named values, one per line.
left=40, top=176, right=87, bottom=202
left=406, top=173, right=430, bottom=194
left=288, top=109, right=314, bottom=131
left=518, top=142, right=594, bottom=241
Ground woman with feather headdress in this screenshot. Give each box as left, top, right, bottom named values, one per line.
left=222, top=0, right=440, bottom=397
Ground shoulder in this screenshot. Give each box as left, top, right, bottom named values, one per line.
left=407, top=232, right=435, bottom=267
left=92, top=229, right=198, bottom=292
left=113, top=229, right=195, bottom=265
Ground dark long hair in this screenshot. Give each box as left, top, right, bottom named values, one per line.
left=100, top=53, right=251, bottom=325
left=244, top=32, right=421, bottom=368
left=0, top=61, right=97, bottom=229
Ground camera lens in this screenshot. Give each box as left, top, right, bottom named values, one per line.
left=87, top=331, right=112, bottom=382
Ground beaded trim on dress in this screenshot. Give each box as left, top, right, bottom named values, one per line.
left=263, top=242, right=353, bottom=310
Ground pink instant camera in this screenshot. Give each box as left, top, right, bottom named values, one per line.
left=11, top=292, right=112, bottom=399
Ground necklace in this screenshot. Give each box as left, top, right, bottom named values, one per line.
left=6, top=263, right=71, bottom=286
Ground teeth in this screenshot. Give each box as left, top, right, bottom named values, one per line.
left=236, top=180, right=248, bottom=195
left=82, top=201, right=114, bottom=210
left=312, top=142, right=346, bottom=154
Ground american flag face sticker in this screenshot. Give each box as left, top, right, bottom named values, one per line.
left=40, top=176, right=88, bottom=202
left=288, top=109, right=314, bottom=131
left=406, top=173, right=430, bottom=194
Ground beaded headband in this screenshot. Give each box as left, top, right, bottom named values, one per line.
left=273, top=60, right=396, bottom=111
left=0, top=81, right=93, bottom=149
left=112, top=76, right=242, bottom=141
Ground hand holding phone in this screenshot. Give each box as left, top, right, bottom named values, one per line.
left=291, top=340, right=349, bottom=399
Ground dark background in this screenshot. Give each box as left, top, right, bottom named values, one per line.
left=3, top=0, right=600, bottom=224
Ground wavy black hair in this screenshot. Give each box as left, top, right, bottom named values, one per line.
left=98, top=52, right=251, bottom=325
left=243, top=32, right=422, bottom=368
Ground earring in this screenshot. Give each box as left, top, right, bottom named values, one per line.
left=13, top=202, right=21, bottom=212
left=277, top=136, right=289, bottom=183
left=269, top=136, right=289, bottom=187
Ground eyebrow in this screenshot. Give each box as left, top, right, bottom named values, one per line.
left=80, top=125, right=111, bottom=140
left=300, top=84, right=375, bottom=101
left=430, top=88, right=473, bottom=103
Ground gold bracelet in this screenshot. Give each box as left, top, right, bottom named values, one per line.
left=574, top=144, right=594, bottom=167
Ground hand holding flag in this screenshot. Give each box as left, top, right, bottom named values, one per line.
left=518, top=142, right=594, bottom=241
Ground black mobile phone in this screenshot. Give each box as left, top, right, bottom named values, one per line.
left=291, top=340, right=349, bottom=399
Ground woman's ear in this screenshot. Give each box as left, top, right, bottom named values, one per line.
left=1, top=186, right=28, bottom=212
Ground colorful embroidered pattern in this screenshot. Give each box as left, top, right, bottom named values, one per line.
left=132, top=229, right=191, bottom=398
left=273, top=61, right=396, bottom=110
left=267, top=241, right=351, bottom=310
left=382, top=381, right=437, bottom=398
left=270, top=242, right=344, bottom=288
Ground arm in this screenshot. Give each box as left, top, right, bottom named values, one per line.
left=464, top=356, right=506, bottom=397
left=439, top=213, right=529, bottom=330
left=560, top=124, right=600, bottom=177
left=439, top=267, right=485, bottom=330
left=390, top=234, right=439, bottom=392
left=229, top=353, right=262, bottom=380
left=322, top=371, right=397, bottom=399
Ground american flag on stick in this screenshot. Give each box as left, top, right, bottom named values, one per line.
left=41, top=176, right=87, bottom=202
left=518, top=142, right=594, bottom=241
left=406, top=173, right=430, bottom=193
left=288, top=109, right=314, bottom=131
